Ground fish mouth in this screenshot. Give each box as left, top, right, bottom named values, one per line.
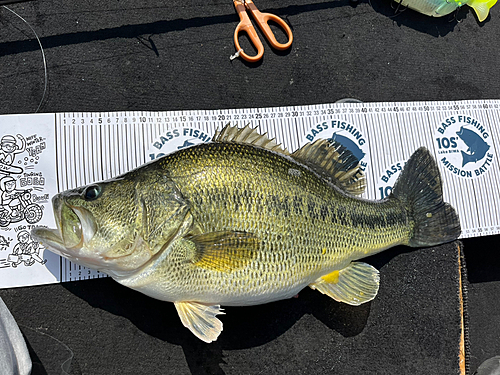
left=31, top=195, right=97, bottom=260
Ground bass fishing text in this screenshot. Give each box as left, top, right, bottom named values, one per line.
left=149, top=127, right=212, bottom=160
left=304, top=121, right=366, bottom=145
left=435, top=115, right=494, bottom=179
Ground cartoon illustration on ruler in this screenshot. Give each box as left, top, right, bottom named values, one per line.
left=7, top=230, right=46, bottom=267
left=0, top=177, right=44, bottom=227
left=0, top=235, right=9, bottom=251
left=0, top=235, right=13, bottom=269
left=0, top=131, right=49, bottom=270
left=0, top=134, right=26, bottom=173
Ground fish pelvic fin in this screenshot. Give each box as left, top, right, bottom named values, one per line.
left=468, top=0, right=497, bottom=22
left=391, top=147, right=461, bottom=247
left=309, top=262, right=380, bottom=306
left=186, top=231, right=259, bottom=273
left=214, top=124, right=290, bottom=155
left=174, top=301, right=224, bottom=343
left=291, top=139, right=366, bottom=196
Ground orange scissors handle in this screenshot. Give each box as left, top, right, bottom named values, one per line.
left=233, top=0, right=293, bottom=63
left=245, top=0, right=293, bottom=50
left=234, top=0, right=265, bottom=63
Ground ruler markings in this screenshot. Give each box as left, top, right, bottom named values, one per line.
left=46, top=100, right=500, bottom=281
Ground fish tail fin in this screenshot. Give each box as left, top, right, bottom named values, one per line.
left=391, top=148, right=461, bottom=247
left=468, top=0, right=497, bottom=22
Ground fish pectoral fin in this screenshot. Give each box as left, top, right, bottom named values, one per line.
left=187, top=231, right=259, bottom=272
left=174, top=301, right=225, bottom=343
left=309, top=262, right=380, bottom=306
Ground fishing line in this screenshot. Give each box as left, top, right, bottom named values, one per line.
left=2, top=5, right=48, bottom=113
left=20, top=324, right=74, bottom=375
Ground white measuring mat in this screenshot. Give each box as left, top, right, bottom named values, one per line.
left=0, top=99, right=497, bottom=288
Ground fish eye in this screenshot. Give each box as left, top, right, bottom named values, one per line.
left=82, top=185, right=102, bottom=201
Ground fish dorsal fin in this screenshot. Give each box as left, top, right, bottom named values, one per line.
left=214, top=124, right=290, bottom=155
left=291, top=139, right=366, bottom=196
left=186, top=231, right=259, bottom=273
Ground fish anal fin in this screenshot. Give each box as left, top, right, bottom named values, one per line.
left=309, top=262, right=380, bottom=306
left=321, top=270, right=340, bottom=284
left=187, top=231, right=259, bottom=272
left=174, top=301, right=224, bottom=343
left=292, top=139, right=366, bottom=196
left=214, top=124, right=290, bottom=155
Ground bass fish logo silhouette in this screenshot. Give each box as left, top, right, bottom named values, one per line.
left=435, top=116, right=495, bottom=179
left=456, top=126, right=490, bottom=167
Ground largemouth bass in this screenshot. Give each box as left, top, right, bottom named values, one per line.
left=31, top=125, right=461, bottom=343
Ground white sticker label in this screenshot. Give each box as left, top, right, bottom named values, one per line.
left=435, top=115, right=495, bottom=179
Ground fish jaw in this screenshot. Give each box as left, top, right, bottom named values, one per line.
left=31, top=193, right=107, bottom=271
left=30, top=224, right=103, bottom=269
left=31, top=190, right=165, bottom=277
left=32, top=193, right=83, bottom=251
left=31, top=226, right=69, bottom=257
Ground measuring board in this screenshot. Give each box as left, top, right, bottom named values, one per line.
left=0, top=99, right=498, bottom=288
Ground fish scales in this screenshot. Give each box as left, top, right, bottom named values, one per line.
left=147, top=141, right=412, bottom=303
left=31, top=125, right=460, bottom=343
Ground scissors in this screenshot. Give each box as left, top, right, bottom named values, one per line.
left=233, top=0, right=293, bottom=62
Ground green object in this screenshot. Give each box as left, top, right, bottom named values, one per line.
left=397, top=0, right=497, bottom=22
